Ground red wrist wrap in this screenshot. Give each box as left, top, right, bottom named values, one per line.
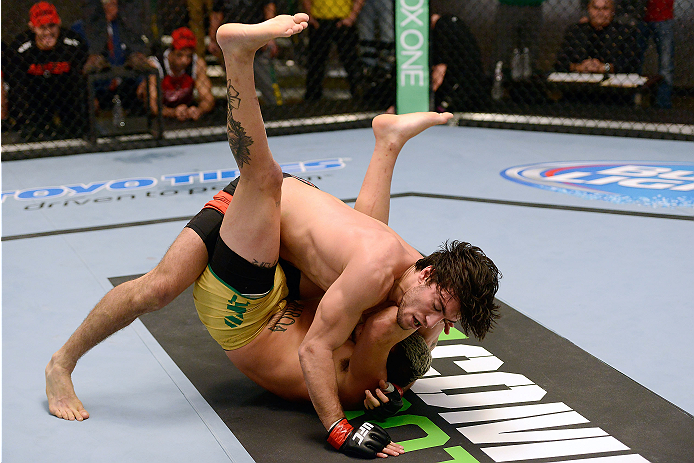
left=327, top=418, right=352, bottom=450
left=393, top=384, right=404, bottom=397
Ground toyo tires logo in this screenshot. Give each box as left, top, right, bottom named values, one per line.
left=501, top=161, right=694, bottom=208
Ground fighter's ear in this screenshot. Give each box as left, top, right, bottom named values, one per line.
left=419, top=266, right=434, bottom=284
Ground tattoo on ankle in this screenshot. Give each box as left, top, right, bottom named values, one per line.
left=226, top=81, right=253, bottom=167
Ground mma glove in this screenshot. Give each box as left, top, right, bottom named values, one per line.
left=327, top=418, right=391, bottom=458
left=364, top=382, right=404, bottom=422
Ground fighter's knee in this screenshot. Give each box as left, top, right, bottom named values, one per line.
left=265, top=163, right=285, bottom=193
left=145, top=278, right=183, bottom=311
left=241, top=160, right=284, bottom=195
left=124, top=276, right=176, bottom=314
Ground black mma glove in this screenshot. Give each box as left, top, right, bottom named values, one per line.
left=327, top=418, right=391, bottom=459
left=364, top=382, right=404, bottom=422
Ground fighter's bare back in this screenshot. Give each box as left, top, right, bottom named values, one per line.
left=279, top=177, right=420, bottom=298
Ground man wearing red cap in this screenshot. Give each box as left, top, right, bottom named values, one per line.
left=139, top=27, right=214, bottom=121
left=3, top=2, right=88, bottom=141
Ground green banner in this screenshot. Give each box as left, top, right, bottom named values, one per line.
left=395, top=0, right=430, bottom=114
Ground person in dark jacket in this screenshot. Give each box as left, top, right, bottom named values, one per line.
left=431, top=14, right=488, bottom=112
left=555, top=0, right=641, bottom=74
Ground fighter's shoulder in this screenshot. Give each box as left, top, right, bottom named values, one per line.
left=365, top=226, right=418, bottom=260
left=353, top=238, right=410, bottom=283
left=357, top=232, right=400, bottom=258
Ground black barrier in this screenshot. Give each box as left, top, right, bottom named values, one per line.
left=2, top=0, right=692, bottom=160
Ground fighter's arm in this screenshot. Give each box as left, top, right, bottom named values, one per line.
left=418, top=323, right=447, bottom=349
left=298, top=257, right=394, bottom=430
left=338, top=306, right=412, bottom=407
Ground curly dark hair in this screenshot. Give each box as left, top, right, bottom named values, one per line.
left=416, top=240, right=501, bottom=340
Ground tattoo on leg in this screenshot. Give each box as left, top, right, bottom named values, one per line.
left=226, top=81, right=254, bottom=167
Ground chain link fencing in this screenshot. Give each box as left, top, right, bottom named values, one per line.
left=2, top=0, right=692, bottom=161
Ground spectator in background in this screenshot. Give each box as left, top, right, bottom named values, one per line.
left=1, top=42, right=8, bottom=123
left=431, top=14, right=487, bottom=112
left=186, top=0, right=213, bottom=57
left=208, top=1, right=281, bottom=105
left=555, top=0, right=641, bottom=74
left=140, top=27, right=214, bottom=121
left=74, top=0, right=152, bottom=115
left=357, top=0, right=395, bottom=109
left=640, top=0, right=674, bottom=108
left=576, top=1, right=646, bottom=59
left=579, top=0, right=647, bottom=27
left=80, top=0, right=150, bottom=73
left=357, top=0, right=394, bottom=69
left=4, top=2, right=88, bottom=141
left=302, top=0, right=365, bottom=101
left=493, top=0, right=546, bottom=79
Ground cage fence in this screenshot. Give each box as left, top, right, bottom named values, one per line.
left=1, top=0, right=692, bottom=161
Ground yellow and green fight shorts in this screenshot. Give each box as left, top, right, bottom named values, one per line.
left=193, top=263, right=289, bottom=351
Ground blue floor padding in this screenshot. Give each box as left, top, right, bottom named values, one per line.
left=3, top=125, right=693, bottom=462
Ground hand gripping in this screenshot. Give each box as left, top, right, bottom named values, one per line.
left=327, top=418, right=391, bottom=458
left=364, top=382, right=404, bottom=422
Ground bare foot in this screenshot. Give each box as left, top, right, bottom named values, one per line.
left=46, top=357, right=89, bottom=421
left=216, top=14, right=309, bottom=58
left=372, top=112, right=453, bottom=151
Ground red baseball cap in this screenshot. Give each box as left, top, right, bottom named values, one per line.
left=30, top=2, right=61, bottom=27
left=171, top=27, right=197, bottom=50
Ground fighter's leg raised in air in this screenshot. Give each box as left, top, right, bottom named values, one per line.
left=354, top=112, right=453, bottom=224
left=45, top=227, right=209, bottom=420
left=356, top=112, right=457, bottom=343
left=215, top=15, right=308, bottom=266
left=215, top=18, right=405, bottom=459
